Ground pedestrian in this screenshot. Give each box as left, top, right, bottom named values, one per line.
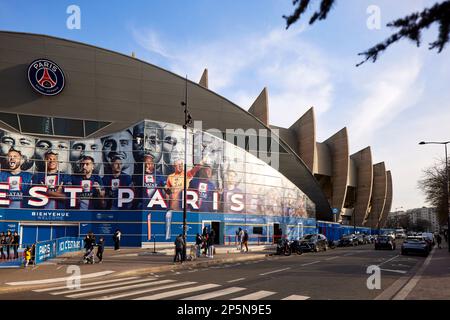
left=5, top=230, right=12, bottom=259
left=113, top=229, right=121, bottom=251
left=30, top=244, right=36, bottom=265
left=236, top=227, right=242, bottom=250
left=436, top=233, right=442, bottom=249
left=23, top=246, right=31, bottom=267
left=174, top=234, right=184, bottom=263
left=207, top=229, right=215, bottom=258
left=84, top=231, right=96, bottom=263
left=238, top=228, right=244, bottom=251
left=195, top=233, right=202, bottom=258
left=96, top=236, right=105, bottom=263
left=242, top=230, right=249, bottom=253
left=444, top=230, right=448, bottom=243
left=0, top=232, right=5, bottom=260
left=12, top=231, right=19, bottom=259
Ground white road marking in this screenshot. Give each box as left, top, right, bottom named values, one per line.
left=259, top=267, right=291, bottom=276
left=183, top=287, right=245, bottom=300
left=95, top=281, right=196, bottom=300
left=378, top=255, right=400, bottom=267
left=325, top=256, right=339, bottom=261
left=134, top=283, right=221, bottom=300
left=227, top=278, right=246, bottom=283
left=301, top=261, right=321, bottom=266
left=66, top=279, right=173, bottom=299
left=282, top=295, right=310, bottom=300
left=52, top=278, right=156, bottom=295
left=380, top=268, right=407, bottom=274
left=34, top=277, right=139, bottom=293
left=6, top=271, right=115, bottom=286
left=393, top=248, right=435, bottom=300
left=231, top=290, right=276, bottom=300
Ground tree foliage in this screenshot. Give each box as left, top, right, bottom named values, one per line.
left=283, top=0, right=450, bottom=66
left=418, top=159, right=449, bottom=225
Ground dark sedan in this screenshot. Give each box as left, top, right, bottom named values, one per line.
left=299, top=234, right=328, bottom=252
left=374, top=235, right=396, bottom=250
left=401, top=236, right=429, bottom=257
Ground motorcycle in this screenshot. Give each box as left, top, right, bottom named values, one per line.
left=328, top=239, right=336, bottom=249
left=289, top=240, right=303, bottom=255
left=276, top=239, right=292, bottom=256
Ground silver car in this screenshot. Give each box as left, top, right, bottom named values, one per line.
left=401, top=236, right=429, bottom=257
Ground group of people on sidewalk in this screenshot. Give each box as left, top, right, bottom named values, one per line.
left=0, top=230, right=20, bottom=260
left=82, top=229, right=122, bottom=264
left=173, top=227, right=217, bottom=263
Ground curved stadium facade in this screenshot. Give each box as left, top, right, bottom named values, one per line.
left=0, top=31, right=392, bottom=246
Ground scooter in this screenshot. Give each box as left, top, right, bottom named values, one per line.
left=289, top=240, right=303, bottom=255
left=276, top=239, right=292, bottom=256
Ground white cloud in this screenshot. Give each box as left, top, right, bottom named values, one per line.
left=347, top=56, right=423, bottom=150
left=131, top=26, right=335, bottom=128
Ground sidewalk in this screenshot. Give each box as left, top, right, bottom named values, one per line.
left=402, top=241, right=450, bottom=300
left=0, top=244, right=276, bottom=292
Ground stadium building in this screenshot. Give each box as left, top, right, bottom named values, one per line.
left=0, top=31, right=393, bottom=246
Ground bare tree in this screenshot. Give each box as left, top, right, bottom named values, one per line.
left=283, top=0, right=450, bottom=66
left=418, top=159, right=448, bottom=226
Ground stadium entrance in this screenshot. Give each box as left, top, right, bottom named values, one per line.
left=20, top=223, right=79, bottom=246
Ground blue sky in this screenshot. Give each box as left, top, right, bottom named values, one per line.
left=1, top=0, right=449, bottom=211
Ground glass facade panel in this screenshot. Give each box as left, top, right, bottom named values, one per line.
left=53, top=118, right=84, bottom=137
left=19, top=115, right=53, bottom=135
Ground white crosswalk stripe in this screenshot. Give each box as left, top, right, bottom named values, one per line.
left=231, top=290, right=276, bottom=300
left=134, top=283, right=221, bottom=300
left=282, top=295, right=310, bottom=300
left=182, top=287, right=245, bottom=300
left=33, top=277, right=139, bottom=293
left=94, top=281, right=197, bottom=300
left=51, top=278, right=157, bottom=295
left=66, top=279, right=173, bottom=299
left=33, top=277, right=312, bottom=300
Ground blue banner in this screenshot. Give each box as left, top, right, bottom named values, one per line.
left=35, top=239, right=57, bottom=264
left=56, top=237, right=84, bottom=256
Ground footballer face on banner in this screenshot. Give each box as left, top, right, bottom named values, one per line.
left=34, top=139, right=70, bottom=173
left=102, top=130, right=134, bottom=176
left=0, top=131, right=35, bottom=171
left=70, top=139, right=103, bottom=174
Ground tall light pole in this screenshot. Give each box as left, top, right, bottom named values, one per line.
left=419, top=141, right=450, bottom=252
left=181, top=76, right=192, bottom=261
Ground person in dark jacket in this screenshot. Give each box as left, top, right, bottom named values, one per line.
left=174, top=234, right=185, bottom=263
left=207, top=229, right=216, bottom=258
left=5, top=231, right=12, bottom=259
left=12, top=231, right=19, bottom=259
left=96, top=236, right=105, bottom=263
left=113, top=229, right=121, bottom=251
left=195, top=233, right=203, bottom=258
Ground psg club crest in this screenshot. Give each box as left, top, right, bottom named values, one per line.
left=27, top=59, right=65, bottom=96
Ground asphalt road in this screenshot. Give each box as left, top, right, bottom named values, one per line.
left=0, top=242, right=427, bottom=300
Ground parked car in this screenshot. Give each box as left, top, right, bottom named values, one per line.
left=374, top=235, right=396, bottom=250
left=365, top=235, right=375, bottom=244
left=395, top=232, right=407, bottom=239
left=338, top=234, right=358, bottom=247
left=299, top=234, right=328, bottom=252
left=419, top=232, right=435, bottom=247
left=355, top=234, right=365, bottom=245
left=401, top=236, right=429, bottom=257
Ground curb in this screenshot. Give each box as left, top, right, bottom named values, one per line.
left=115, top=253, right=271, bottom=277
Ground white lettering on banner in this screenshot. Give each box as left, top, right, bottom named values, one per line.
left=230, top=194, right=245, bottom=211
left=186, top=191, right=199, bottom=210
left=15, top=186, right=244, bottom=210
left=64, top=187, right=83, bottom=207
left=59, top=241, right=81, bottom=251
left=28, top=186, right=49, bottom=206
left=147, top=189, right=167, bottom=208
left=118, top=188, right=134, bottom=208
left=0, top=184, right=10, bottom=206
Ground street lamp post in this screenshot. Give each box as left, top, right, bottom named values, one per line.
left=181, top=76, right=192, bottom=261
left=419, top=141, right=450, bottom=252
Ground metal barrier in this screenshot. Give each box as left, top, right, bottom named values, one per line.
left=35, top=237, right=84, bottom=265
left=223, top=234, right=286, bottom=246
